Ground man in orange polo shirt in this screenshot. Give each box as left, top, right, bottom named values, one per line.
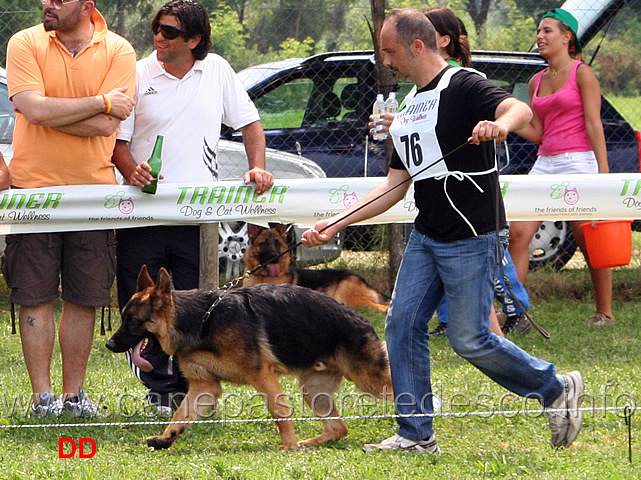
left=3, top=0, right=135, bottom=417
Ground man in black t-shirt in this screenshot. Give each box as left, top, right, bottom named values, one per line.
left=302, top=8, right=584, bottom=453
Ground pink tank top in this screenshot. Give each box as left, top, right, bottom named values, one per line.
left=532, top=60, right=592, bottom=156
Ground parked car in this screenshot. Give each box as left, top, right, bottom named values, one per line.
left=223, top=49, right=640, bottom=269
left=0, top=67, right=340, bottom=283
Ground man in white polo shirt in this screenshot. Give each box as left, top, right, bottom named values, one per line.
left=112, top=0, right=273, bottom=412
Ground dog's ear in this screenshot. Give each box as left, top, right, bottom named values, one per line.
left=247, top=223, right=265, bottom=242
left=155, top=267, right=173, bottom=296
left=136, top=265, right=155, bottom=291
left=274, top=223, right=289, bottom=237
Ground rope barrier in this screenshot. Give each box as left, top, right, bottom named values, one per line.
left=0, top=404, right=634, bottom=429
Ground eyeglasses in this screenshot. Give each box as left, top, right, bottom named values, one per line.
left=152, top=23, right=184, bottom=40
left=42, top=0, right=84, bottom=10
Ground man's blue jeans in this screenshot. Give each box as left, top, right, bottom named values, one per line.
left=385, top=228, right=563, bottom=441
left=436, top=249, right=530, bottom=323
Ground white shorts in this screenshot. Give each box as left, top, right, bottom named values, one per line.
left=529, top=151, right=598, bottom=175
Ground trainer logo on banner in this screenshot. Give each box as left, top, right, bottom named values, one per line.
left=621, top=178, right=641, bottom=211
left=0, top=190, right=62, bottom=222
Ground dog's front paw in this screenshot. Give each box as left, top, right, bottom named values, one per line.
left=277, top=440, right=300, bottom=450
left=147, top=435, right=173, bottom=450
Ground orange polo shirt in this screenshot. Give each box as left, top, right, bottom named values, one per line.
left=6, top=9, right=136, bottom=187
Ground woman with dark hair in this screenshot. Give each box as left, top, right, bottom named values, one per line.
left=509, top=8, right=613, bottom=326
left=424, top=7, right=471, bottom=67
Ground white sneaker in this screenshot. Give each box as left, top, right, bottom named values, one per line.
left=63, top=389, right=101, bottom=418
left=363, top=434, right=440, bottom=453
left=30, top=392, right=63, bottom=418
left=545, top=371, right=584, bottom=447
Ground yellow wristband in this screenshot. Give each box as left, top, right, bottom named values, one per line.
left=103, top=94, right=112, bottom=115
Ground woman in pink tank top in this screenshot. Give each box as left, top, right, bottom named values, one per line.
left=508, top=8, right=614, bottom=326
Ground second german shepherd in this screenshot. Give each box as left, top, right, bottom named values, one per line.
left=243, top=224, right=390, bottom=312
left=106, top=265, right=393, bottom=450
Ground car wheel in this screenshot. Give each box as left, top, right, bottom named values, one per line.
left=218, top=221, right=249, bottom=281
left=528, top=220, right=577, bottom=270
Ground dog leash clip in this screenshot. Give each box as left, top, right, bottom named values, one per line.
left=202, top=297, right=220, bottom=324
left=202, top=271, right=250, bottom=323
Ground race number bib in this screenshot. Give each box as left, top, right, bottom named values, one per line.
left=390, top=68, right=461, bottom=181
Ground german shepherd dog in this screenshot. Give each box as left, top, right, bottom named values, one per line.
left=106, top=265, right=392, bottom=450
left=243, top=224, right=390, bottom=312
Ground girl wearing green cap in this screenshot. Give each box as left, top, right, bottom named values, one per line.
left=509, top=8, right=614, bottom=326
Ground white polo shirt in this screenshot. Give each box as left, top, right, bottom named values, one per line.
left=117, top=51, right=260, bottom=183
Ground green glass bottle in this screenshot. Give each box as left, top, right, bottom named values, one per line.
left=142, top=135, right=163, bottom=195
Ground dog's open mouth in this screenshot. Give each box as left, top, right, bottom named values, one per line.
left=131, top=337, right=154, bottom=373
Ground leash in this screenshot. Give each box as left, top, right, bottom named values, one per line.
left=494, top=141, right=549, bottom=339
left=202, top=137, right=552, bottom=340
left=201, top=140, right=473, bottom=322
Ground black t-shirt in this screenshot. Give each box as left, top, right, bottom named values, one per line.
left=390, top=66, right=511, bottom=241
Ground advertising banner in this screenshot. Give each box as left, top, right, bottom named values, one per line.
left=0, top=173, right=638, bottom=234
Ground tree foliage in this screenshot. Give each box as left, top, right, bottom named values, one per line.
left=464, top=0, right=493, bottom=39
left=591, top=12, right=641, bottom=94
left=512, top=0, right=560, bottom=24
left=0, top=1, right=41, bottom=67
left=0, top=0, right=640, bottom=96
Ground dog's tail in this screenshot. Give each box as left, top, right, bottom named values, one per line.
left=334, top=275, right=390, bottom=313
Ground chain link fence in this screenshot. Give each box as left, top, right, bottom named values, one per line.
left=1, top=1, right=640, bottom=277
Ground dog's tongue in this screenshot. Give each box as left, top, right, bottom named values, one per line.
left=131, top=340, right=154, bottom=373
left=268, top=264, right=280, bottom=278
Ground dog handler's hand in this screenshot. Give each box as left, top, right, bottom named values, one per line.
left=368, top=112, right=395, bottom=137
left=468, top=120, right=508, bottom=145
left=302, top=219, right=339, bottom=247
left=245, top=167, right=274, bottom=195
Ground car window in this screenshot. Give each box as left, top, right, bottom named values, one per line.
left=254, top=78, right=313, bottom=129
left=511, top=82, right=530, bottom=103
left=474, top=60, right=541, bottom=101
left=255, top=74, right=368, bottom=131
left=0, top=80, right=15, bottom=144
left=486, top=77, right=530, bottom=102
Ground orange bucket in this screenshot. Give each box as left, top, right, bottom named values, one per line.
left=580, top=220, right=633, bottom=269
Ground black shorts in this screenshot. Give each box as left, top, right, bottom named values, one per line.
left=1, top=230, right=116, bottom=307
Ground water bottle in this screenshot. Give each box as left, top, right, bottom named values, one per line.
left=372, top=93, right=387, bottom=141
left=142, top=135, right=163, bottom=195
left=385, top=91, right=398, bottom=116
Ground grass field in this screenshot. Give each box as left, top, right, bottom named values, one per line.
left=0, top=260, right=639, bottom=479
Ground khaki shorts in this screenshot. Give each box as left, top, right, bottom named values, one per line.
left=1, top=230, right=116, bottom=307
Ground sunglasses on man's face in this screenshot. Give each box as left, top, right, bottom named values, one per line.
left=42, top=0, right=83, bottom=10
left=152, top=23, right=183, bottom=40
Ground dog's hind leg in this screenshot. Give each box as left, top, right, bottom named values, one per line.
left=249, top=366, right=298, bottom=449
left=146, top=379, right=222, bottom=450
left=298, top=370, right=348, bottom=446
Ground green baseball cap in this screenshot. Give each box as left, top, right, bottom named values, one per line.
left=542, top=8, right=582, bottom=52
